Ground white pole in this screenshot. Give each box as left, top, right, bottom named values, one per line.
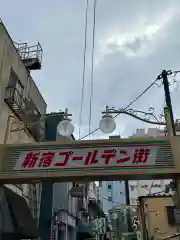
left=97, top=185, right=100, bottom=240
left=55, top=219, right=58, bottom=240
left=66, top=212, right=68, bottom=240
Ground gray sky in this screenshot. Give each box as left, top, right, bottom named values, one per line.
left=1, top=0, right=180, bottom=139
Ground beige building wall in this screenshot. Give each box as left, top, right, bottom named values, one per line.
left=0, top=23, right=46, bottom=143
left=0, top=22, right=47, bottom=223
left=139, top=196, right=178, bottom=240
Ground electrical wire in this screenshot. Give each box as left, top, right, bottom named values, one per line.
left=148, top=75, right=180, bottom=196
left=89, top=187, right=122, bottom=205
left=147, top=180, right=154, bottom=195
left=81, top=78, right=159, bottom=140
left=79, top=0, right=89, bottom=139
left=88, top=0, right=97, bottom=139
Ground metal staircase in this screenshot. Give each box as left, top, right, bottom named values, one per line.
left=4, top=86, right=25, bottom=121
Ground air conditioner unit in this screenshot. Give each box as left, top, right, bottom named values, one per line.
left=70, top=186, right=85, bottom=198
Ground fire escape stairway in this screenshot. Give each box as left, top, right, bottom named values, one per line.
left=4, top=87, right=25, bottom=121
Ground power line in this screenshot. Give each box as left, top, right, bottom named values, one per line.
left=79, top=0, right=89, bottom=139
left=88, top=0, right=97, bottom=139
left=89, top=187, right=123, bottom=205
left=148, top=180, right=154, bottom=195
left=80, top=78, right=159, bottom=140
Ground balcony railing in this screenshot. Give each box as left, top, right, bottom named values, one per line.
left=14, top=42, right=43, bottom=70
left=4, top=86, right=44, bottom=141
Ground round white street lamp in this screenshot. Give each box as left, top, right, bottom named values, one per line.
left=56, top=106, right=165, bottom=137
left=99, top=106, right=116, bottom=134
left=57, top=119, right=74, bottom=137
left=99, top=115, right=116, bottom=134
left=99, top=105, right=166, bottom=135
left=57, top=108, right=74, bottom=137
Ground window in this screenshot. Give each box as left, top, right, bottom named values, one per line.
left=8, top=68, right=24, bottom=106
left=9, top=68, right=24, bottom=93
left=108, top=184, right=112, bottom=189
left=166, top=206, right=175, bottom=225
left=108, top=197, right=112, bottom=202
left=152, top=184, right=161, bottom=188
left=108, top=191, right=112, bottom=197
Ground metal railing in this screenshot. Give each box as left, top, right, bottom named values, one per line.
left=163, top=233, right=180, bottom=240
left=15, top=41, right=42, bottom=65
left=4, top=86, right=25, bottom=109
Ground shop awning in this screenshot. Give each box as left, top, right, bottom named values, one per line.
left=3, top=186, right=39, bottom=239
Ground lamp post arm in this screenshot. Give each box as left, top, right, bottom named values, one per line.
left=102, top=109, right=165, bottom=126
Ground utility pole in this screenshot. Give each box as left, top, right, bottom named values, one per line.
left=158, top=70, right=180, bottom=236
left=158, top=70, right=176, bottom=135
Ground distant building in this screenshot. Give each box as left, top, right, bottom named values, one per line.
left=99, top=135, right=126, bottom=214
left=129, top=127, right=174, bottom=205
left=99, top=180, right=126, bottom=214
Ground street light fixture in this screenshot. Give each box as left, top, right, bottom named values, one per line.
left=99, top=106, right=116, bottom=134
left=99, top=106, right=165, bottom=134
left=56, top=108, right=74, bottom=137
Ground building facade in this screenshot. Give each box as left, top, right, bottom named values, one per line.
left=99, top=181, right=126, bottom=214
left=138, top=195, right=177, bottom=240
left=129, top=128, right=172, bottom=205
left=0, top=20, right=46, bottom=238
left=88, top=182, right=106, bottom=239
left=98, top=135, right=126, bottom=214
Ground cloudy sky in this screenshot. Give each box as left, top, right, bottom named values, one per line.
left=1, top=0, right=180, bottom=140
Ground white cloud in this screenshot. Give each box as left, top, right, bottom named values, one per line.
left=1, top=0, right=180, bottom=139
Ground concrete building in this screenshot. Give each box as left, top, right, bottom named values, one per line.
left=99, top=181, right=126, bottom=214
left=88, top=182, right=106, bottom=239
left=138, top=195, right=178, bottom=240
left=0, top=20, right=46, bottom=239
left=99, top=135, right=126, bottom=214
left=129, top=128, right=172, bottom=205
